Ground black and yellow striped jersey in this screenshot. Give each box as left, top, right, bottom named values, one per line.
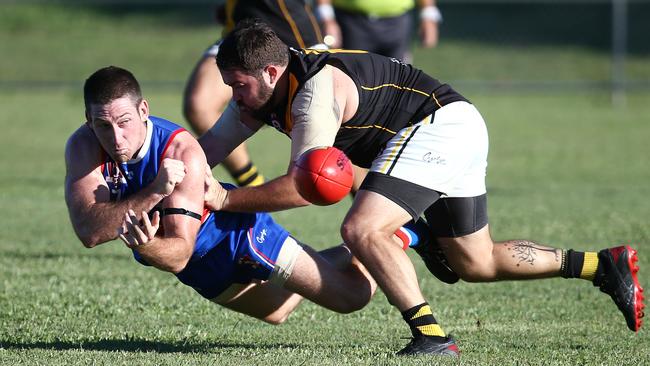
left=222, top=0, right=323, bottom=49
left=267, top=48, right=468, bottom=168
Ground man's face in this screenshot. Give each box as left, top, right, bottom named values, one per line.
left=86, top=95, right=149, bottom=163
left=221, top=69, right=275, bottom=120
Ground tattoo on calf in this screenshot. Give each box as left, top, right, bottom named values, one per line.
left=507, top=241, right=560, bottom=266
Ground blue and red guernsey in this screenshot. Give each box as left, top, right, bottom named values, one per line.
left=102, top=116, right=186, bottom=201
left=99, top=116, right=290, bottom=298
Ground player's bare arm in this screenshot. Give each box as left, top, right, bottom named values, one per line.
left=119, top=132, right=205, bottom=273
left=205, top=65, right=358, bottom=213
left=206, top=162, right=310, bottom=213
left=199, top=100, right=260, bottom=168
left=64, top=125, right=185, bottom=248
left=417, top=0, right=440, bottom=48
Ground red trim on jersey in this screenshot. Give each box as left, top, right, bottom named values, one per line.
left=159, top=128, right=187, bottom=164
left=158, top=128, right=213, bottom=222
left=200, top=208, right=210, bottom=224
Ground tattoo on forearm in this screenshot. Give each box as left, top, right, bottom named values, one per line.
left=507, top=241, right=560, bottom=266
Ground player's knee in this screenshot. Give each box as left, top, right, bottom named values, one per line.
left=333, top=290, right=372, bottom=314
left=261, top=311, right=290, bottom=325
left=340, top=222, right=362, bottom=249
left=340, top=222, right=382, bottom=252
left=454, top=260, right=498, bottom=282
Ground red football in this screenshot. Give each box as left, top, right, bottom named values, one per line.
left=294, top=147, right=354, bottom=206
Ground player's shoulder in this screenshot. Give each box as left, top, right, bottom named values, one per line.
left=65, top=123, right=100, bottom=157
left=64, top=123, right=104, bottom=177
left=148, top=116, right=198, bottom=154
left=161, top=127, right=206, bottom=167
left=67, top=123, right=94, bottom=141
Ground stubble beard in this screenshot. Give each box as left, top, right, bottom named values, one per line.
left=249, top=81, right=276, bottom=121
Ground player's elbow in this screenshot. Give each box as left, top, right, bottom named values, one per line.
left=169, top=251, right=194, bottom=274
left=81, top=240, right=99, bottom=249
left=76, top=231, right=102, bottom=248
left=168, top=257, right=191, bottom=274
left=70, top=216, right=108, bottom=248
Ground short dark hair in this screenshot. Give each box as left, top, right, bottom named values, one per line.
left=217, top=19, right=289, bottom=75
left=84, top=66, right=142, bottom=111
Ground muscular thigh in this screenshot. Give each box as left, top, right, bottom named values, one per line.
left=213, top=281, right=301, bottom=321
left=436, top=224, right=494, bottom=271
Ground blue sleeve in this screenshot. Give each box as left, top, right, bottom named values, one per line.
left=219, top=182, right=237, bottom=191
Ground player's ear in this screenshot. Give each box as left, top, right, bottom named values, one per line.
left=138, top=99, right=150, bottom=121
left=265, top=65, right=279, bottom=85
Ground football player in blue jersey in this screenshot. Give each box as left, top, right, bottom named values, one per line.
left=65, top=66, right=427, bottom=324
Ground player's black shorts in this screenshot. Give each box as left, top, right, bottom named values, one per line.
left=360, top=172, right=488, bottom=238
left=334, top=8, right=413, bottom=61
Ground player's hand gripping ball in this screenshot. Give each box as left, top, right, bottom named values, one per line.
left=294, top=147, right=354, bottom=205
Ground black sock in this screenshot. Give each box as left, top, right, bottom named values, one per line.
left=561, top=249, right=598, bottom=281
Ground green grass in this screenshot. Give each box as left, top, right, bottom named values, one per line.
left=1, top=4, right=650, bottom=365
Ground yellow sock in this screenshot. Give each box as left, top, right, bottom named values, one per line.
left=232, top=163, right=264, bottom=187
left=580, top=252, right=599, bottom=281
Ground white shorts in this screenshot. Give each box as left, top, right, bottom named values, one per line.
left=370, top=101, right=489, bottom=198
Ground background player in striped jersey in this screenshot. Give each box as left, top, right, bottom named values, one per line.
left=65, top=66, right=428, bottom=325
left=200, top=21, right=644, bottom=356
left=183, top=0, right=325, bottom=187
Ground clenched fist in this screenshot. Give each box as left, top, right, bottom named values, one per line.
left=153, top=158, right=186, bottom=197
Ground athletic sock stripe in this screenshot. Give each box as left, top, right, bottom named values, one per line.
left=234, top=165, right=257, bottom=181
left=238, top=172, right=262, bottom=187
left=410, top=304, right=433, bottom=320
left=386, top=125, right=420, bottom=175
left=245, top=174, right=265, bottom=187
left=416, top=324, right=445, bottom=337
left=580, top=252, right=599, bottom=281
left=231, top=162, right=252, bottom=177
left=411, top=313, right=436, bottom=325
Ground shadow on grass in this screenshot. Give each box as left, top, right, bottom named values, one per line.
left=0, top=338, right=300, bottom=353
left=2, top=250, right=130, bottom=262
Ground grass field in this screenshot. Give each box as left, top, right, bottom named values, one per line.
left=1, top=4, right=649, bottom=365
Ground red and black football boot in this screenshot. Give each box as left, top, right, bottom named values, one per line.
left=593, top=245, right=645, bottom=332
left=396, top=335, right=460, bottom=356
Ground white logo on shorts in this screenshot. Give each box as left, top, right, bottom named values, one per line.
left=423, top=152, right=446, bottom=165
left=256, top=229, right=267, bottom=244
